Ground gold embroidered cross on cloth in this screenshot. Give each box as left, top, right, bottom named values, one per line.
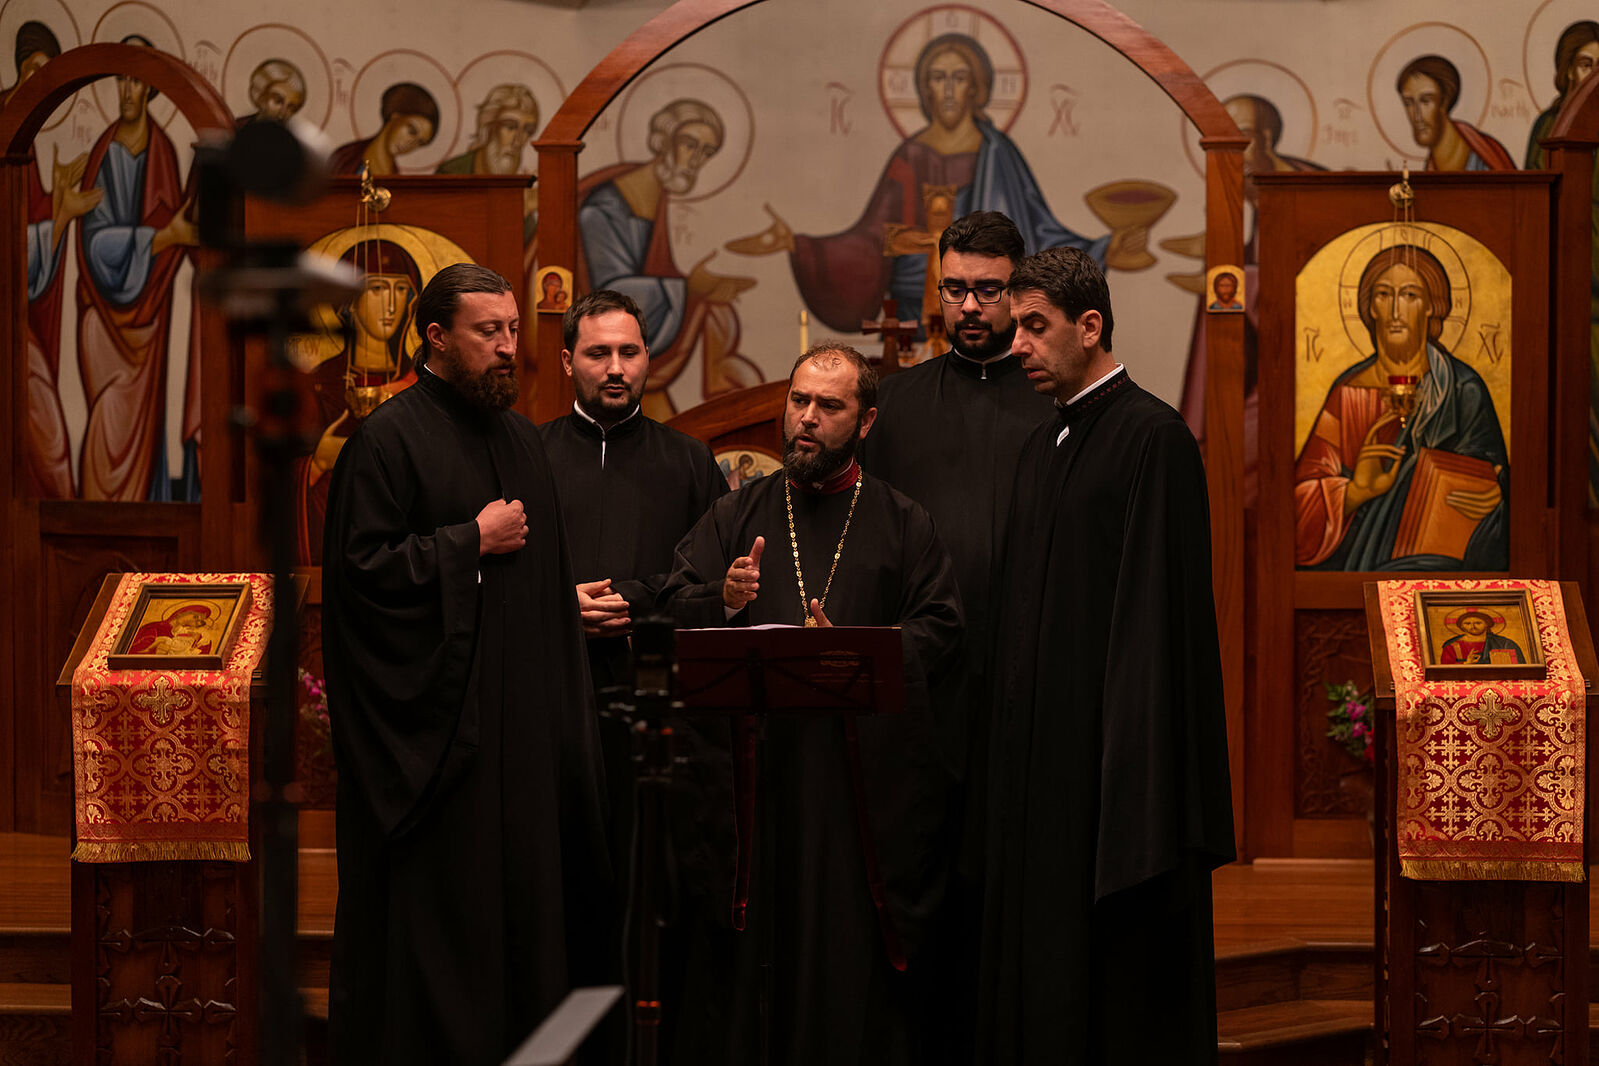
left=70, top=572, right=273, bottom=863
left=1378, top=579, right=1586, bottom=882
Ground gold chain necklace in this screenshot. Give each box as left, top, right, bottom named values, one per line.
left=785, top=472, right=862, bottom=626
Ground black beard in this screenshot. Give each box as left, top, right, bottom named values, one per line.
left=577, top=380, right=640, bottom=424
left=782, top=424, right=860, bottom=483
left=948, top=318, right=1016, bottom=361
left=436, top=348, right=519, bottom=410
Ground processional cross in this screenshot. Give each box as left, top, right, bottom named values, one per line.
left=861, top=299, right=919, bottom=378
left=879, top=183, right=957, bottom=365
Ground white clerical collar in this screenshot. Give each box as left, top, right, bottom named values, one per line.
left=1055, top=363, right=1125, bottom=446
left=572, top=399, right=642, bottom=433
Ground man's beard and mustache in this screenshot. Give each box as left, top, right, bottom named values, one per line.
left=578, top=375, right=641, bottom=422
left=948, top=316, right=1016, bottom=361
left=783, top=419, right=862, bottom=483
left=653, top=154, right=699, bottom=196
left=434, top=345, right=519, bottom=411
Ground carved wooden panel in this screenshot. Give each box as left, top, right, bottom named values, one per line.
left=1294, top=608, right=1376, bottom=818
left=88, top=860, right=246, bottom=1065
left=1411, top=881, right=1566, bottom=1066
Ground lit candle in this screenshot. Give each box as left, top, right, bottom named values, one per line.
left=799, top=309, right=809, bottom=354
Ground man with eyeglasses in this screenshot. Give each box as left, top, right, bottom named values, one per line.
left=857, top=209, right=1055, bottom=1066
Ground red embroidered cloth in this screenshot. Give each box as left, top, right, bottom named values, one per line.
left=71, top=573, right=272, bottom=862
left=1378, top=579, right=1586, bottom=882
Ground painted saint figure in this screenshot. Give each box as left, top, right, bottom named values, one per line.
left=728, top=33, right=1144, bottom=334
left=297, top=240, right=422, bottom=564
left=1294, top=245, right=1508, bottom=570
left=1177, top=93, right=1325, bottom=505
left=1527, top=21, right=1599, bottom=168
left=1398, top=55, right=1513, bottom=172
left=129, top=603, right=214, bottom=655
left=1208, top=271, right=1242, bottom=311
left=719, top=451, right=765, bottom=490
left=13, top=21, right=99, bottom=498
left=1439, top=609, right=1526, bottom=665
left=437, top=83, right=537, bottom=176
left=1525, top=21, right=1599, bottom=505
left=77, top=35, right=200, bottom=501
left=577, top=98, right=760, bottom=417
left=330, top=81, right=439, bottom=176
left=236, top=58, right=306, bottom=127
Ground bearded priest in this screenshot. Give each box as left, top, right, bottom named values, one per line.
left=660, top=344, right=964, bottom=1066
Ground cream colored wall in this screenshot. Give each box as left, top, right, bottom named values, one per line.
left=11, top=0, right=1574, bottom=439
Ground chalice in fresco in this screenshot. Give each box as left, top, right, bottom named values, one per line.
left=1083, top=180, right=1176, bottom=271
left=1386, top=374, right=1421, bottom=430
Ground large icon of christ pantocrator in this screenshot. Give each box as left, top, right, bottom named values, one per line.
left=725, top=27, right=1150, bottom=335
left=1293, top=225, right=1511, bottom=572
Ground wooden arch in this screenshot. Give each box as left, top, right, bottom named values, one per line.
left=0, top=43, right=232, bottom=155
left=533, top=0, right=1249, bottom=838
left=0, top=42, right=238, bottom=532
left=0, top=45, right=237, bottom=832
left=1538, top=75, right=1599, bottom=605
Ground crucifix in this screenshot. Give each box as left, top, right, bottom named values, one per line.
left=860, top=298, right=919, bottom=377
left=881, top=183, right=957, bottom=365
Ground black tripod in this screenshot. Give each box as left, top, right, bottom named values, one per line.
left=603, top=617, right=684, bottom=1066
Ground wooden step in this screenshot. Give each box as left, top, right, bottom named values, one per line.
left=0, top=984, right=68, bottom=1066
left=1214, top=938, right=1372, bottom=1012
left=1217, top=999, right=1370, bottom=1064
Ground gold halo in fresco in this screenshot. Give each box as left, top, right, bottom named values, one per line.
left=221, top=23, right=333, bottom=130
left=452, top=49, right=564, bottom=174
left=1179, top=59, right=1318, bottom=179
left=0, top=0, right=82, bottom=131
left=89, top=1, right=183, bottom=130
left=288, top=223, right=473, bottom=371
left=1366, top=22, right=1493, bottom=165
left=612, top=62, right=754, bottom=205
left=346, top=49, right=461, bottom=174
left=1523, top=0, right=1595, bottom=114
left=878, top=4, right=1026, bottom=139
left=1295, top=221, right=1511, bottom=458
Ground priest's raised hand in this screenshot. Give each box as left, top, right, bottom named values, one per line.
left=475, top=496, right=527, bottom=554
left=722, top=534, right=763, bottom=611
left=807, top=598, right=832, bottom=626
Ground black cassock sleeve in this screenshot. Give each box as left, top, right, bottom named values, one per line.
left=612, top=443, right=731, bottom=614
left=322, top=420, right=484, bottom=837
left=1095, top=417, right=1235, bottom=901
left=659, top=496, right=742, bottom=629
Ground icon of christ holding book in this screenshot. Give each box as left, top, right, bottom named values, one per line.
left=1293, top=244, right=1508, bottom=570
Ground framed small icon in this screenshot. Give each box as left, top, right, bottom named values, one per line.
left=107, top=581, right=253, bottom=670
left=1414, top=586, right=1545, bottom=681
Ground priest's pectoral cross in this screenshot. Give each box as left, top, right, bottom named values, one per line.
left=881, top=183, right=957, bottom=365
left=861, top=299, right=919, bottom=377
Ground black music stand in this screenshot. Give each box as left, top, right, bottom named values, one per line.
left=664, top=625, right=906, bottom=1063
left=674, top=624, right=905, bottom=717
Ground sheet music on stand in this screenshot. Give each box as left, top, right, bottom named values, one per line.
left=673, top=624, right=904, bottom=717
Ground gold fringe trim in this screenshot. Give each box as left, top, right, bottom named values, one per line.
left=1400, top=858, right=1585, bottom=883
left=71, top=841, right=251, bottom=864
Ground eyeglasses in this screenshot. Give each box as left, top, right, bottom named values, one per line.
left=938, top=281, right=1006, bottom=305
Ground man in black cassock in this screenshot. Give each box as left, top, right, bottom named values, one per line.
left=857, top=210, right=1054, bottom=1063
left=322, top=263, right=611, bottom=1066
left=538, top=289, right=726, bottom=859
left=539, top=289, right=728, bottom=691
left=979, top=247, right=1235, bottom=1064
left=661, top=344, right=963, bottom=1066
